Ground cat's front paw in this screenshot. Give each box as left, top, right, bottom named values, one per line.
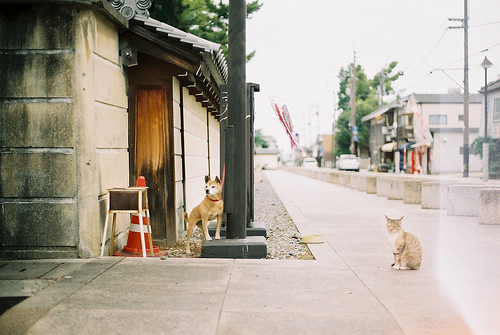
left=391, top=264, right=400, bottom=270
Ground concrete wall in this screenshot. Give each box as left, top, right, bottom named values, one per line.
left=0, top=3, right=128, bottom=259
left=479, top=189, right=500, bottom=224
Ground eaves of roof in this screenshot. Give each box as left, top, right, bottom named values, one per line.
left=131, top=15, right=227, bottom=86
left=412, top=93, right=482, bottom=104
left=361, top=97, right=407, bottom=123
left=479, top=78, right=500, bottom=93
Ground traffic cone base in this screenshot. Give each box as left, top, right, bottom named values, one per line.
left=113, top=248, right=167, bottom=257
left=113, top=176, right=167, bottom=257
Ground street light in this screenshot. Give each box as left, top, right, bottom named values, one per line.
left=480, top=56, right=493, bottom=182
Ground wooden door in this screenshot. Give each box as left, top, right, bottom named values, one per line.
left=129, top=79, right=175, bottom=246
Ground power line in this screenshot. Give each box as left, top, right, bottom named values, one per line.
left=469, top=20, right=500, bottom=28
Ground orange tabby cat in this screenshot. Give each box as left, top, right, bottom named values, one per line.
left=385, top=216, right=422, bottom=270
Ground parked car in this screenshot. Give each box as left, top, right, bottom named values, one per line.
left=301, top=157, right=318, bottom=168
left=336, top=154, right=360, bottom=171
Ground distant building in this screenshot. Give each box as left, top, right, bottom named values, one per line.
left=479, top=78, right=500, bottom=140
left=362, top=93, right=482, bottom=174
left=254, top=148, right=280, bottom=170
left=320, top=134, right=335, bottom=168
left=254, top=136, right=279, bottom=170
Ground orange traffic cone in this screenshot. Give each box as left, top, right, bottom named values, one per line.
left=114, top=176, right=167, bottom=257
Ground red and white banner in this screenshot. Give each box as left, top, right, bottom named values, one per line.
left=413, top=111, right=433, bottom=146
left=269, top=98, right=305, bottom=155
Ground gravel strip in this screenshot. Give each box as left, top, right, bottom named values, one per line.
left=255, top=171, right=314, bottom=260
left=164, top=170, right=314, bottom=260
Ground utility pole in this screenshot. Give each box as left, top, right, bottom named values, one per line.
left=449, top=0, right=469, bottom=177
left=350, top=52, right=357, bottom=154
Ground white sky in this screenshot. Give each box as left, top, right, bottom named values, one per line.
left=245, top=0, right=500, bottom=153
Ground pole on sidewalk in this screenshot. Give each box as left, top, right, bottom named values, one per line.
left=202, top=0, right=266, bottom=258
left=225, top=0, right=247, bottom=239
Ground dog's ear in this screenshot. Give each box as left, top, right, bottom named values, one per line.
left=215, top=176, right=221, bottom=184
left=204, top=175, right=210, bottom=183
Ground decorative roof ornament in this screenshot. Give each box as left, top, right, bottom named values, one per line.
left=109, top=0, right=152, bottom=20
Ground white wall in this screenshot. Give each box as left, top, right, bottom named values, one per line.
left=172, top=78, right=221, bottom=238
left=421, top=102, right=482, bottom=174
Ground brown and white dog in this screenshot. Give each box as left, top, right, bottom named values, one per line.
left=184, top=175, right=223, bottom=253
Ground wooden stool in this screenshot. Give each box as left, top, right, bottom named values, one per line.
left=99, top=187, right=154, bottom=257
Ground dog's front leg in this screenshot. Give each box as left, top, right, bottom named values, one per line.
left=215, top=214, right=222, bottom=240
left=201, top=218, right=212, bottom=241
left=185, top=219, right=195, bottom=254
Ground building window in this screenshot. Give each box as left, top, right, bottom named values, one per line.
left=458, top=114, right=464, bottom=121
left=493, top=98, right=500, bottom=122
left=429, top=115, right=447, bottom=125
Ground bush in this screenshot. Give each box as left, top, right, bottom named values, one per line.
left=471, top=137, right=500, bottom=179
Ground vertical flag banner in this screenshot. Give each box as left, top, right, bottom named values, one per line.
left=269, top=97, right=306, bottom=156
left=413, top=111, right=434, bottom=146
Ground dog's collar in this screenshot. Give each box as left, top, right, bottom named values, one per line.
left=208, top=197, right=222, bottom=202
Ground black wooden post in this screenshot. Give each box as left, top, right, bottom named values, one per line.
left=225, top=0, right=247, bottom=239
left=202, top=1, right=266, bottom=258
left=247, top=83, right=260, bottom=224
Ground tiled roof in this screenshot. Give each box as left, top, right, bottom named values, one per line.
left=108, top=0, right=227, bottom=85
left=131, top=15, right=227, bottom=85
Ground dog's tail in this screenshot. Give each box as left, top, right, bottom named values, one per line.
left=183, top=212, right=189, bottom=222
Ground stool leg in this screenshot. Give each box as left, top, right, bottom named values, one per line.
left=110, top=213, right=117, bottom=256
left=145, top=209, right=154, bottom=257
left=100, top=212, right=111, bottom=257
left=139, top=211, right=147, bottom=258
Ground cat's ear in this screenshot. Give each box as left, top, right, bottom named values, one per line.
left=398, top=216, right=404, bottom=221
left=385, top=215, right=390, bottom=220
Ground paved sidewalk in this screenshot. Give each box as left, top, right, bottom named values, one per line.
left=1, top=169, right=499, bottom=334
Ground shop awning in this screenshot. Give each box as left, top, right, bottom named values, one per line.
left=411, top=142, right=432, bottom=148
left=398, top=142, right=415, bottom=150
left=381, top=142, right=397, bottom=152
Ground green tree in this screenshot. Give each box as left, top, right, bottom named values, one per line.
left=254, top=129, right=268, bottom=148
left=371, top=61, right=404, bottom=105
left=471, top=136, right=500, bottom=179
left=335, top=64, right=379, bottom=156
left=334, top=61, right=402, bottom=157
left=149, top=0, right=188, bottom=29
left=150, top=0, right=262, bottom=60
